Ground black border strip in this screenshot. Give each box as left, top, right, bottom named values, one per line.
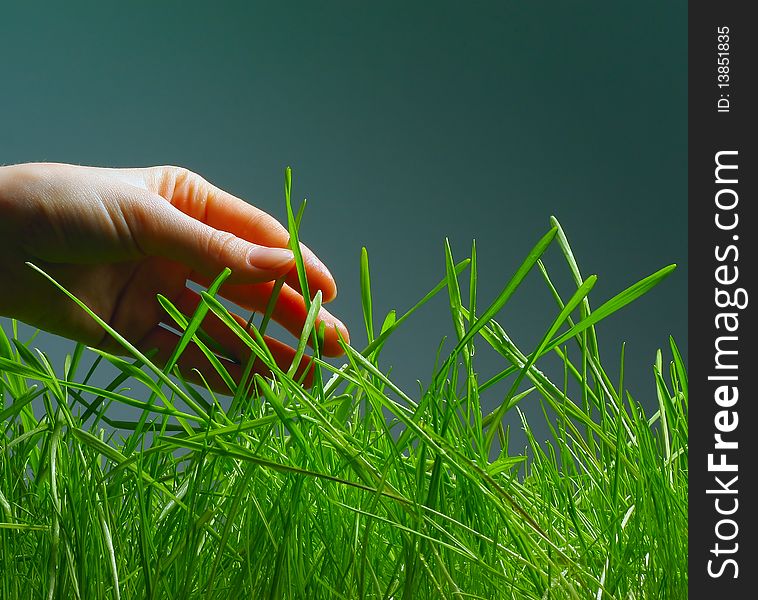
left=690, top=2, right=756, bottom=594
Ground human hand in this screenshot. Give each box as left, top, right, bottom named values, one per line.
left=0, top=163, right=349, bottom=390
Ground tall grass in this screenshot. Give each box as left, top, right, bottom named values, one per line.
left=0, top=171, right=687, bottom=599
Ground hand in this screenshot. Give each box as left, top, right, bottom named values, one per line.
left=0, top=163, right=349, bottom=390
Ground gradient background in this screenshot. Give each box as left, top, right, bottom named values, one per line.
left=1, top=1, right=687, bottom=441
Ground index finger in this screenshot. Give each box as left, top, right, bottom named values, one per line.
left=152, top=167, right=338, bottom=302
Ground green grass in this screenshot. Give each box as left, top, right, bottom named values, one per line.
left=0, top=171, right=687, bottom=599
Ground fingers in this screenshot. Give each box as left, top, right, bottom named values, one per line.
left=137, top=325, right=246, bottom=393
left=134, top=195, right=295, bottom=284
left=167, top=287, right=316, bottom=387
left=138, top=298, right=316, bottom=394
left=138, top=326, right=315, bottom=393
left=157, top=167, right=338, bottom=302
left=281, top=243, right=338, bottom=303
left=189, top=276, right=349, bottom=357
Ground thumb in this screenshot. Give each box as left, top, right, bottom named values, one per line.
left=136, top=196, right=295, bottom=282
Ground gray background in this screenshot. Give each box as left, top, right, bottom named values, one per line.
left=1, top=1, right=687, bottom=440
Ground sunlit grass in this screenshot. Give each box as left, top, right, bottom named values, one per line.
left=0, top=170, right=687, bottom=599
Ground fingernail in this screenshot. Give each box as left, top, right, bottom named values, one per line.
left=247, top=246, right=294, bottom=270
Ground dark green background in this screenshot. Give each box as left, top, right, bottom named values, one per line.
left=1, top=2, right=687, bottom=436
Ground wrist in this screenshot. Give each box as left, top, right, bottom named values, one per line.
left=0, top=164, right=16, bottom=208
left=0, top=163, right=35, bottom=212
left=0, top=164, right=33, bottom=318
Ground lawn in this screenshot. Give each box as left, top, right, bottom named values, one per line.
left=0, top=170, right=687, bottom=599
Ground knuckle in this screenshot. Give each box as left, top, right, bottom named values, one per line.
left=164, top=166, right=193, bottom=200
left=206, top=229, right=238, bottom=260
left=163, top=166, right=212, bottom=221
left=167, top=165, right=193, bottom=185
left=241, top=211, right=266, bottom=235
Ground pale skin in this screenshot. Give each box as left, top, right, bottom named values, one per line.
left=0, top=162, right=349, bottom=390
